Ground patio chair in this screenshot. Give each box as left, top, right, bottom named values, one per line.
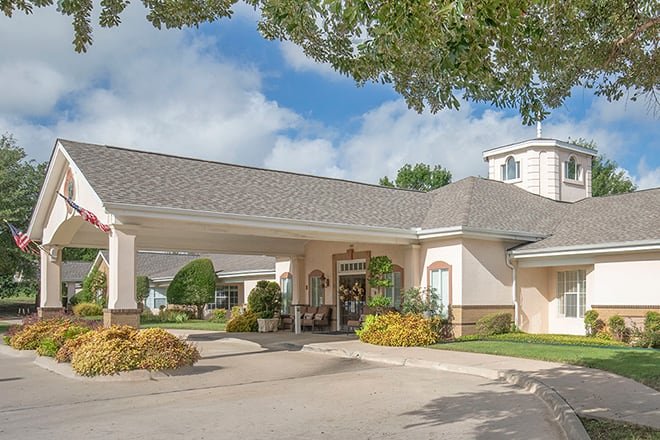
left=300, top=306, right=318, bottom=331
left=311, top=306, right=332, bottom=332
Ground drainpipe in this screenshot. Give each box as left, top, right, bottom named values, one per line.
left=505, top=252, right=519, bottom=329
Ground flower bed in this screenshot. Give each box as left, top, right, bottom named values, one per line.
left=6, top=317, right=200, bottom=376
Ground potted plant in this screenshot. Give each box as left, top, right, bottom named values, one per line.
left=248, top=280, right=283, bottom=332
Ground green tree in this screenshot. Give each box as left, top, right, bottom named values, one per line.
left=136, top=275, right=150, bottom=305
left=166, top=258, right=216, bottom=319
left=570, top=138, right=637, bottom=197
left=367, top=255, right=393, bottom=297
left=247, top=280, right=282, bottom=319
left=62, top=248, right=100, bottom=261
left=2, top=2, right=657, bottom=122
left=0, top=134, right=46, bottom=298
left=380, top=163, right=452, bottom=192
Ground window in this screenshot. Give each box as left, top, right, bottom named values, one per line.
left=384, top=265, right=403, bottom=309
left=339, top=261, right=366, bottom=272
left=280, top=272, right=293, bottom=314
left=564, top=156, right=581, bottom=181
left=428, top=262, right=451, bottom=318
left=557, top=270, right=586, bottom=318
left=212, top=285, right=238, bottom=310
left=309, top=270, right=325, bottom=307
left=500, top=156, right=520, bottom=181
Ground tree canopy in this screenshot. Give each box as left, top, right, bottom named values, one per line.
left=570, top=138, right=637, bottom=197
left=166, top=258, right=216, bottom=318
left=0, top=135, right=45, bottom=297
left=380, top=163, right=452, bottom=191
left=2, top=1, right=657, bottom=122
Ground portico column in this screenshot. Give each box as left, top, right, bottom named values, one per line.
left=404, top=244, right=422, bottom=288
left=291, top=256, right=306, bottom=305
left=39, top=246, right=64, bottom=318
left=104, top=227, right=140, bottom=328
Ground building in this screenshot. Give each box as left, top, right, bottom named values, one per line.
left=30, top=138, right=659, bottom=333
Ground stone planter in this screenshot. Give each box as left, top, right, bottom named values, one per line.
left=257, top=318, right=279, bottom=333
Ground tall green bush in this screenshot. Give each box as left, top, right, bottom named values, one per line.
left=475, top=313, right=512, bottom=336
left=166, top=258, right=216, bottom=319
left=584, top=309, right=605, bottom=336
left=135, top=275, right=150, bottom=304
left=608, top=315, right=628, bottom=341
left=367, top=256, right=393, bottom=297
left=247, top=281, right=282, bottom=319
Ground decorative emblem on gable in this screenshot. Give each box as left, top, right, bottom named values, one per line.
left=63, top=168, right=75, bottom=213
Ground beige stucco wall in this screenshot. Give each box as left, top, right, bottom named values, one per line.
left=518, top=267, right=550, bottom=333
left=591, top=252, right=660, bottom=306
left=420, top=238, right=462, bottom=302
left=461, top=239, right=515, bottom=306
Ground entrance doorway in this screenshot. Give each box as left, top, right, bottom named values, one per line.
left=337, top=259, right=367, bottom=330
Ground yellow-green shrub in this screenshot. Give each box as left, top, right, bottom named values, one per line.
left=72, top=302, right=103, bottom=317
left=71, top=337, right=142, bottom=376
left=226, top=310, right=258, bottom=332
left=357, top=312, right=438, bottom=347
left=134, top=328, right=200, bottom=370
left=9, top=318, right=91, bottom=352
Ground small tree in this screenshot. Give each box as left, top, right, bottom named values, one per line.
left=166, top=258, right=216, bottom=319
left=247, top=281, right=282, bottom=319
left=136, top=275, right=150, bottom=305
left=368, top=256, right=393, bottom=298
left=74, top=266, right=107, bottom=306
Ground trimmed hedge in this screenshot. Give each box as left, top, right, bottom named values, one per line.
left=226, top=311, right=259, bottom=332
left=357, top=312, right=438, bottom=347
left=167, top=258, right=216, bottom=319
left=72, top=302, right=103, bottom=317
left=475, top=313, right=512, bottom=336
left=455, top=332, right=627, bottom=347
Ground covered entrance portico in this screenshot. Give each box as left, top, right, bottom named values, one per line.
left=28, top=141, right=419, bottom=329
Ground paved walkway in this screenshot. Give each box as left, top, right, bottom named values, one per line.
left=300, top=339, right=660, bottom=430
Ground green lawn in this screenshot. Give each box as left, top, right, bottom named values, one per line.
left=432, top=341, right=660, bottom=391
left=140, top=320, right=226, bottom=331
left=0, top=323, right=10, bottom=334
left=581, top=417, right=660, bottom=440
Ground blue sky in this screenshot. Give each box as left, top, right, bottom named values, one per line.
left=1, top=3, right=658, bottom=187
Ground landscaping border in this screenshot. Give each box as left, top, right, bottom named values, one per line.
left=302, top=344, right=590, bottom=440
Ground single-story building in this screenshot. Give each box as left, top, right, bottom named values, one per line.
left=29, top=138, right=659, bottom=334
left=62, top=251, right=275, bottom=312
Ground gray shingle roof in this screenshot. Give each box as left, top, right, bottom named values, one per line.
left=517, top=188, right=660, bottom=251
left=60, top=140, right=429, bottom=229
left=58, top=139, right=660, bottom=251
left=99, top=251, right=275, bottom=279
left=61, top=261, right=93, bottom=282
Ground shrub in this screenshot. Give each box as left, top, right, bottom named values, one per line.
left=357, top=312, right=438, bottom=347
left=475, top=313, right=512, bottom=336
left=134, top=328, right=200, bottom=370
left=453, top=331, right=626, bottom=347
left=608, top=315, right=628, bottom=341
left=167, top=258, right=216, bottom=319
left=633, top=311, right=660, bottom=348
left=37, top=338, right=60, bottom=357
left=401, top=287, right=439, bottom=315
left=135, top=275, right=150, bottom=304
left=159, top=309, right=191, bottom=323
left=644, top=311, right=660, bottom=333
left=8, top=318, right=94, bottom=356
left=209, top=308, right=227, bottom=323
left=226, top=310, right=259, bottom=332
left=72, top=337, right=142, bottom=376
left=584, top=310, right=605, bottom=336
left=367, top=294, right=392, bottom=314
left=247, top=281, right=282, bottom=319
left=73, top=302, right=103, bottom=317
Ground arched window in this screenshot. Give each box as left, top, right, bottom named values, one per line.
left=565, top=156, right=581, bottom=181
left=309, top=270, right=325, bottom=307
left=384, top=265, right=404, bottom=309
left=500, top=156, right=520, bottom=181
left=427, top=261, right=452, bottom=318
left=280, top=272, right=293, bottom=314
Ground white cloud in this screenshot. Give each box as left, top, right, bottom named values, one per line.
left=279, top=41, right=345, bottom=80
left=635, top=160, right=660, bottom=190
left=264, top=137, right=346, bottom=178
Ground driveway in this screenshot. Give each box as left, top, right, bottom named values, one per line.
left=0, top=335, right=565, bottom=440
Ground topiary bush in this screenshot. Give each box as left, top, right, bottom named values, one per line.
left=356, top=312, right=438, bottom=346
left=584, top=309, right=605, bottom=336
left=73, top=302, right=103, bottom=317
left=135, top=275, right=150, bottom=305
left=247, top=281, right=282, bottom=319
left=167, top=258, right=216, bottom=319
left=226, top=310, right=259, bottom=332
left=475, top=312, right=512, bottom=336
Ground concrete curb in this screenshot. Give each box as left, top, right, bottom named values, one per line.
left=302, top=344, right=590, bottom=440
left=0, top=343, right=37, bottom=359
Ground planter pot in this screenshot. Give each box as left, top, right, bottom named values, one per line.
left=257, top=318, right=279, bottom=333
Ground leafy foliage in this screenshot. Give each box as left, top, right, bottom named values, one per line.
left=74, top=266, right=107, bottom=306
left=62, top=248, right=100, bottom=261
left=401, top=287, right=439, bottom=316
left=166, top=258, right=216, bottom=319
left=247, top=280, right=282, bottom=319
left=1, top=3, right=657, bottom=121
left=380, top=163, right=452, bottom=192
left=455, top=331, right=626, bottom=347
left=0, top=134, right=45, bottom=298
left=570, top=138, right=637, bottom=197
left=357, top=312, right=438, bottom=347
left=367, top=255, right=393, bottom=296
left=72, top=302, right=103, bottom=317
left=475, top=313, right=512, bottom=336
left=584, top=309, right=605, bottom=336
left=226, top=310, right=259, bottom=332
left=632, top=311, right=660, bottom=348
left=135, top=275, right=150, bottom=303
left=209, top=308, right=227, bottom=323
left=8, top=317, right=95, bottom=352
left=366, top=294, right=392, bottom=312
left=608, top=314, right=628, bottom=341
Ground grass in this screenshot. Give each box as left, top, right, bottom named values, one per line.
left=140, top=320, right=226, bottom=331
left=0, top=323, right=10, bottom=335
left=432, top=340, right=660, bottom=391
left=581, top=417, right=660, bottom=440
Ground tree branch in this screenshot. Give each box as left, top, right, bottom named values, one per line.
left=605, top=16, right=660, bottom=66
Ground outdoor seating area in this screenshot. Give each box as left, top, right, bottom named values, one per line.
left=279, top=305, right=333, bottom=332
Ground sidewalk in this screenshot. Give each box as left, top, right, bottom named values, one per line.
left=302, top=339, right=660, bottom=430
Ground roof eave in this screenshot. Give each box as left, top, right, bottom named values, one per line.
left=510, top=240, right=660, bottom=259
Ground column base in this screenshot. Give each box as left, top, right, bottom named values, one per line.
left=38, top=307, right=65, bottom=319
left=103, top=309, right=141, bottom=328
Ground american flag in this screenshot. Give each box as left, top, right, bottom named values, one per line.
left=59, top=193, right=111, bottom=233
left=6, top=222, right=38, bottom=255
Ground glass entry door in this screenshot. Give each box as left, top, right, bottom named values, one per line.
left=338, top=274, right=366, bottom=329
